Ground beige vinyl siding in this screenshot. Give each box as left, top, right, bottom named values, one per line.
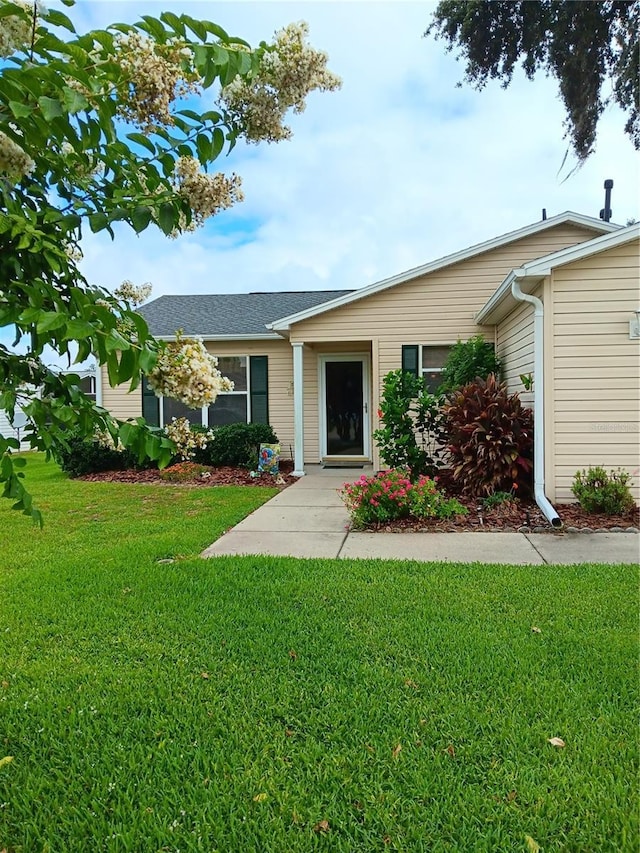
left=203, top=339, right=295, bottom=456
left=100, top=365, right=142, bottom=421
left=495, top=286, right=541, bottom=408
left=290, top=226, right=597, bottom=365
left=289, top=224, right=598, bottom=466
left=549, top=239, right=640, bottom=504
left=100, top=339, right=296, bottom=456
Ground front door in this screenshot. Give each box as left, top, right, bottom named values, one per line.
left=320, top=356, right=370, bottom=459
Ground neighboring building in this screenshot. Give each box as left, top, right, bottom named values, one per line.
left=0, top=366, right=98, bottom=449
left=102, top=211, right=640, bottom=504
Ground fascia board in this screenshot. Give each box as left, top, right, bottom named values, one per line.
left=519, top=222, right=640, bottom=277
left=269, top=212, right=618, bottom=331
left=153, top=333, right=281, bottom=342
left=476, top=223, right=638, bottom=326
left=475, top=270, right=545, bottom=325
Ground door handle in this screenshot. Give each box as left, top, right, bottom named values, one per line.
left=363, top=402, right=368, bottom=413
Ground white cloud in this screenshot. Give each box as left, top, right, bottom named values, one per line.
left=65, top=0, right=639, bottom=301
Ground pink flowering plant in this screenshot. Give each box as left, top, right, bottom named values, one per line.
left=341, top=468, right=467, bottom=529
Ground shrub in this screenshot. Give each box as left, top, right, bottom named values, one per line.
left=571, top=466, right=635, bottom=515
left=443, top=374, right=533, bottom=497
left=194, top=422, right=278, bottom=467
left=438, top=335, right=501, bottom=394
left=159, top=462, right=213, bottom=483
left=54, top=429, right=139, bottom=477
left=374, top=369, right=446, bottom=479
left=341, top=468, right=467, bottom=528
left=481, top=490, right=516, bottom=510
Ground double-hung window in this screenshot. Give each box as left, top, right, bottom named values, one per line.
left=142, top=354, right=269, bottom=427
left=402, top=344, right=452, bottom=394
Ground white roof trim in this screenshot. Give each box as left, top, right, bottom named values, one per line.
left=268, top=212, right=619, bottom=331
left=476, top=222, right=640, bottom=325
left=154, top=333, right=280, bottom=342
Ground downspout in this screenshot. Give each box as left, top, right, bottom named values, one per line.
left=511, top=278, right=562, bottom=529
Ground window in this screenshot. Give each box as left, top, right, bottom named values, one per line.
left=402, top=344, right=452, bottom=394
left=78, top=374, right=96, bottom=401
left=141, top=355, right=269, bottom=428
left=209, top=356, right=248, bottom=427
left=421, top=345, right=451, bottom=394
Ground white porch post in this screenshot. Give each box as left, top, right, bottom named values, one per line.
left=292, top=342, right=305, bottom=476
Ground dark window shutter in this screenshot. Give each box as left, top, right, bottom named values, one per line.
left=401, top=345, right=419, bottom=376
left=141, top=375, right=160, bottom=426
left=249, top=356, right=269, bottom=424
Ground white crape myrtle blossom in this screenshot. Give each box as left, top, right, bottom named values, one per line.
left=164, top=417, right=214, bottom=461
left=112, top=30, right=200, bottom=133
left=114, top=280, right=152, bottom=307
left=0, top=0, right=36, bottom=58
left=173, top=156, right=244, bottom=230
left=0, top=129, right=35, bottom=180
left=219, top=21, right=342, bottom=143
left=146, top=332, right=234, bottom=409
left=94, top=429, right=124, bottom=452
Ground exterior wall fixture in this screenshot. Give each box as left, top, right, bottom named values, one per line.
left=629, top=309, right=640, bottom=340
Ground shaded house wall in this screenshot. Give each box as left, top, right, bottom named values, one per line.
left=548, top=240, right=640, bottom=503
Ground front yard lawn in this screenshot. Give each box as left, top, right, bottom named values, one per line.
left=0, top=455, right=637, bottom=851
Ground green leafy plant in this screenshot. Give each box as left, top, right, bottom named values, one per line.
left=195, top=422, right=278, bottom=468
left=374, top=369, right=446, bottom=479
left=438, top=335, right=501, bottom=394
left=53, top=428, right=148, bottom=477
left=0, top=2, right=339, bottom=522
left=481, top=490, right=517, bottom=510
left=443, top=374, right=533, bottom=496
left=341, top=468, right=466, bottom=528
left=519, top=373, right=534, bottom=392
left=572, top=466, right=635, bottom=515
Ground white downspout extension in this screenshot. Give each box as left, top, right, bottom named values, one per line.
left=291, top=342, right=305, bottom=477
left=511, top=278, right=562, bottom=529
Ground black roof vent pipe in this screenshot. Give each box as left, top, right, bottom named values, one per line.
left=599, top=179, right=613, bottom=222
left=542, top=208, right=547, bottom=220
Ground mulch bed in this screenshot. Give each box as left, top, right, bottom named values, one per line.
left=78, top=463, right=639, bottom=533
left=365, top=493, right=639, bottom=534
left=78, top=459, right=298, bottom=489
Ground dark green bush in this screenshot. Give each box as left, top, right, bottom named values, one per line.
left=373, top=369, right=446, bottom=480
left=194, top=422, right=278, bottom=467
left=443, top=374, right=533, bottom=497
left=572, top=466, right=635, bottom=515
left=438, top=335, right=501, bottom=394
left=54, top=430, right=139, bottom=477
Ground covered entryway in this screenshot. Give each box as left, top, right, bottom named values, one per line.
left=319, top=355, right=371, bottom=462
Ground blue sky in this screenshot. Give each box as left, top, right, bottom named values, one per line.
left=17, top=1, right=640, bottom=307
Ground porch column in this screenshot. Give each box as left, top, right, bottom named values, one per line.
left=292, top=342, right=305, bottom=476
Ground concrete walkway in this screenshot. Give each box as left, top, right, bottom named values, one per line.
left=202, top=466, right=639, bottom=565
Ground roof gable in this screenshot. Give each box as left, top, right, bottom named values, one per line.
left=268, top=212, right=619, bottom=331
left=476, top=222, right=640, bottom=325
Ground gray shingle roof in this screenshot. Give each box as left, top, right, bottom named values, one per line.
left=137, top=291, right=353, bottom=337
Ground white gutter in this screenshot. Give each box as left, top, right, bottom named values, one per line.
left=511, top=278, right=563, bottom=529
left=153, top=333, right=281, bottom=342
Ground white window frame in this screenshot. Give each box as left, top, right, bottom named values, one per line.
left=419, top=344, right=453, bottom=392
left=158, top=355, right=251, bottom=428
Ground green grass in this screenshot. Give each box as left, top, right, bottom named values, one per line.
left=0, top=455, right=638, bottom=852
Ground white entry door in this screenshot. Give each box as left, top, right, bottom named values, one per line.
left=320, top=355, right=371, bottom=459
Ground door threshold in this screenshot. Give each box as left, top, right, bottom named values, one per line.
left=321, top=457, right=369, bottom=469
